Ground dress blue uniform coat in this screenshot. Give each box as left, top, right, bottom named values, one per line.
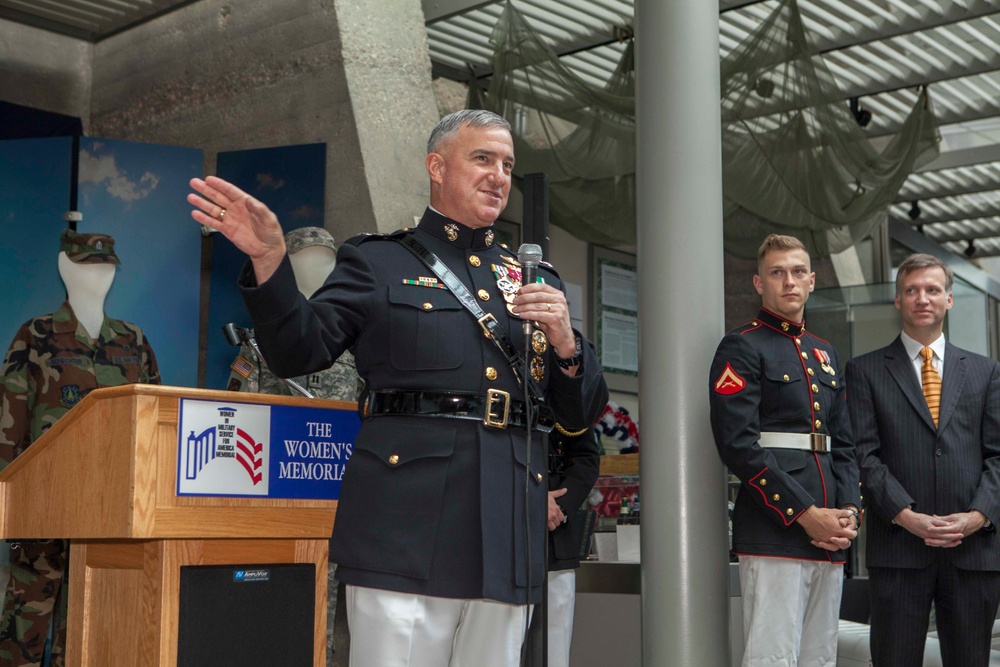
left=709, top=308, right=860, bottom=562
left=240, top=209, right=608, bottom=605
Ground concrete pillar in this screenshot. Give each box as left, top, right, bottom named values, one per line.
left=87, top=0, right=438, bottom=243
left=333, top=0, right=440, bottom=233
left=636, top=1, right=730, bottom=666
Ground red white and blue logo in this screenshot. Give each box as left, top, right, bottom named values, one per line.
left=176, top=398, right=361, bottom=500
left=179, top=401, right=271, bottom=496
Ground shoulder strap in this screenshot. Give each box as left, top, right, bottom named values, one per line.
left=392, top=234, right=546, bottom=405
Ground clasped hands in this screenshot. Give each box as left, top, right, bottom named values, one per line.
left=797, top=506, right=858, bottom=551
left=894, top=506, right=988, bottom=548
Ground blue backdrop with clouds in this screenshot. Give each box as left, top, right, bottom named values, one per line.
left=0, top=137, right=74, bottom=350
left=76, top=137, right=203, bottom=387
left=205, top=143, right=326, bottom=389
left=1, top=137, right=202, bottom=387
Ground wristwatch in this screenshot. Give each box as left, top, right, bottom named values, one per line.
left=845, top=507, right=861, bottom=529
left=555, top=334, right=583, bottom=369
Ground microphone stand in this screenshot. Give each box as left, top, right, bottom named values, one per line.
left=517, top=242, right=547, bottom=667
left=524, top=321, right=549, bottom=667
left=221, top=323, right=314, bottom=399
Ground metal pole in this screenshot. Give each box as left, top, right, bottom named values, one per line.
left=636, top=0, right=731, bottom=665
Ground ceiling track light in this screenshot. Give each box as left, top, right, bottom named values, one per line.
left=965, top=239, right=976, bottom=258
left=751, top=76, right=774, bottom=98
left=850, top=97, right=872, bottom=128
left=908, top=200, right=921, bottom=221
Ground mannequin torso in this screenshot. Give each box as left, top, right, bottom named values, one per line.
left=288, top=245, right=337, bottom=298
left=58, top=251, right=115, bottom=339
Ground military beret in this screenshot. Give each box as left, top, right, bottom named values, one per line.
left=59, top=228, right=120, bottom=265
left=285, top=226, right=336, bottom=255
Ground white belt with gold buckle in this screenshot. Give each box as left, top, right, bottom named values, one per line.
left=758, top=431, right=829, bottom=453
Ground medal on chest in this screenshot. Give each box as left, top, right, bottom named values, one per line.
left=812, top=348, right=836, bottom=375
left=492, top=263, right=522, bottom=316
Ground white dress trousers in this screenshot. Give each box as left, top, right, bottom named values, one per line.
left=345, top=584, right=531, bottom=667
left=546, top=569, right=577, bottom=667
left=739, top=555, right=843, bottom=667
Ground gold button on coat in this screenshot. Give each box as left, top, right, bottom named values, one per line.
left=812, top=384, right=819, bottom=393
left=773, top=494, right=780, bottom=501
left=832, top=380, right=837, bottom=387
left=783, top=374, right=790, bottom=382
left=814, top=402, right=821, bottom=411
left=786, top=508, right=794, bottom=516
left=388, top=454, right=399, bottom=465
left=815, top=419, right=822, bottom=429
left=536, top=473, right=543, bottom=482
left=422, top=302, right=433, bottom=310
left=477, top=289, right=490, bottom=301
left=485, top=367, right=498, bottom=380
left=807, top=368, right=815, bottom=376
left=801, top=352, right=808, bottom=359
left=469, top=255, right=481, bottom=267
left=759, top=478, right=767, bottom=486
left=795, top=338, right=802, bottom=346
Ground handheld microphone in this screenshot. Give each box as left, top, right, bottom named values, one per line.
left=518, top=243, right=543, bottom=337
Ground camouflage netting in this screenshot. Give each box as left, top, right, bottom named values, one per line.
left=472, top=0, right=941, bottom=259
left=472, top=1, right=636, bottom=247
left=720, top=0, right=940, bottom=258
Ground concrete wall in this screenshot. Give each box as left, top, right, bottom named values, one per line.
left=71, top=0, right=437, bottom=243
left=0, top=21, right=92, bottom=122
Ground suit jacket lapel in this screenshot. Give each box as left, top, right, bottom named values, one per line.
left=937, top=342, right=967, bottom=435
left=884, top=336, right=938, bottom=432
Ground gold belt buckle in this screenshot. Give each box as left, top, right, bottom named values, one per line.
left=484, top=389, right=510, bottom=429
left=811, top=433, right=829, bottom=453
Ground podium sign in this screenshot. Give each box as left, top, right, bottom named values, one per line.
left=177, top=398, right=360, bottom=499
left=0, top=385, right=357, bottom=667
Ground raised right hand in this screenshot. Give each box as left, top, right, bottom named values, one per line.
left=188, top=176, right=287, bottom=283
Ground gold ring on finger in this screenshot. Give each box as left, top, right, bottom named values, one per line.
left=545, top=303, right=551, bottom=311
left=219, top=208, right=227, bottom=221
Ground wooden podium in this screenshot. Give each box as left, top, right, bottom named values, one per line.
left=0, top=384, right=355, bottom=667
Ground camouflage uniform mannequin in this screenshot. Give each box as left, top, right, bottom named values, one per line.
left=225, top=226, right=359, bottom=666
left=226, top=227, right=360, bottom=402
left=0, top=230, right=160, bottom=667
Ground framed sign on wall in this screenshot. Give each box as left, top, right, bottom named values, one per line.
left=590, top=245, right=638, bottom=394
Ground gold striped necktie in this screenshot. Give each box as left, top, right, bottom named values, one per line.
left=920, top=346, right=941, bottom=427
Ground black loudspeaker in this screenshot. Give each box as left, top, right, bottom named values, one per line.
left=177, top=563, right=315, bottom=667
left=522, top=172, right=550, bottom=258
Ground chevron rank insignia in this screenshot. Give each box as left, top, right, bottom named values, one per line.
left=715, top=363, right=746, bottom=395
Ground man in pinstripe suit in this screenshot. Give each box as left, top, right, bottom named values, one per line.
left=846, top=253, right=1000, bottom=667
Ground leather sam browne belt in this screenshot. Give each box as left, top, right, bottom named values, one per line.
left=758, top=431, right=829, bottom=453
left=362, top=389, right=555, bottom=432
